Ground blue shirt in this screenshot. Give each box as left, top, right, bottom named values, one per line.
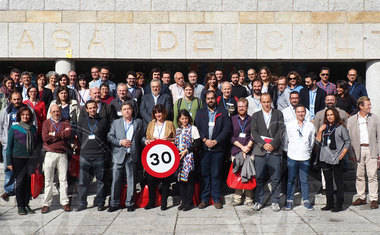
left=349, top=82, right=368, bottom=101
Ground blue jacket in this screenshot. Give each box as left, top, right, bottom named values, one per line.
left=194, top=106, right=231, bottom=152
left=349, top=82, right=367, bottom=101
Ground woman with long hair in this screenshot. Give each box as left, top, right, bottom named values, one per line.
left=48, top=86, right=79, bottom=125
left=144, top=104, right=176, bottom=210
left=200, top=72, right=222, bottom=104
left=316, top=108, right=350, bottom=212
left=0, top=77, right=15, bottom=110
left=287, top=71, right=304, bottom=93
left=36, top=74, right=53, bottom=111
left=76, top=74, right=91, bottom=107
left=336, top=80, right=356, bottom=115
left=23, top=86, right=46, bottom=135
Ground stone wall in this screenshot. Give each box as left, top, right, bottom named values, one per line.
left=1, top=0, right=380, bottom=59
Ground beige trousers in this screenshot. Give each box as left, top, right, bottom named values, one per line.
left=356, top=146, right=378, bottom=201
left=42, top=152, right=69, bottom=207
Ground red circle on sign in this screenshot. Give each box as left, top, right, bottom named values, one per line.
left=141, top=139, right=180, bottom=178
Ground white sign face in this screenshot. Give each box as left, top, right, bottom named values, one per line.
left=146, top=144, right=176, bottom=174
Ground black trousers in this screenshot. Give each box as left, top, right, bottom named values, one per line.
left=78, top=156, right=105, bottom=207
left=146, top=174, right=171, bottom=206
left=321, top=161, right=344, bottom=208
left=179, top=172, right=194, bottom=207
left=13, top=158, right=33, bottom=207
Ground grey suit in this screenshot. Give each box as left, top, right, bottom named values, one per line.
left=139, top=93, right=173, bottom=127
left=107, top=118, right=145, bottom=207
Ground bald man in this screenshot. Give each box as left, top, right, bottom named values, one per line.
left=217, top=81, right=238, bottom=116
left=169, top=72, right=185, bottom=103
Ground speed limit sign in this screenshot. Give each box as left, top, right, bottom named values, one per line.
left=141, top=139, right=180, bottom=178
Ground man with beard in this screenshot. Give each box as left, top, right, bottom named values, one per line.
left=195, top=91, right=231, bottom=209
left=300, top=72, right=326, bottom=120
left=110, top=83, right=136, bottom=118
left=125, top=71, right=143, bottom=104
left=247, top=79, right=264, bottom=116
left=230, top=71, right=249, bottom=98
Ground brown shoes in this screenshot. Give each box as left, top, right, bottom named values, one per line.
left=214, top=202, right=223, bottom=209
left=370, top=201, right=379, bottom=209
left=63, top=204, right=72, bottom=212
left=1, top=192, right=9, bottom=202
left=352, top=198, right=367, bottom=206
left=41, top=206, right=49, bottom=214
left=198, top=202, right=208, bottom=209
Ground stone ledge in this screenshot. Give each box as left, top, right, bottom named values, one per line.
left=97, top=11, right=133, bottom=23
left=133, top=11, right=169, bottom=24
left=0, top=11, right=25, bottom=22
left=347, top=12, right=380, bottom=23
left=26, top=11, right=61, bottom=23
left=169, top=12, right=204, bottom=24
left=62, top=11, right=96, bottom=23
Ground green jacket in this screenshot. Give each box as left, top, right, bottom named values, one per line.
left=173, top=97, right=202, bottom=128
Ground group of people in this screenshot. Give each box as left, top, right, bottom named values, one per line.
left=0, top=65, right=379, bottom=216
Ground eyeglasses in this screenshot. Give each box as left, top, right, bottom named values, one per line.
left=321, top=74, right=329, bottom=76
left=289, top=77, right=296, bottom=80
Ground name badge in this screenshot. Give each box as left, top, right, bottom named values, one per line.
left=239, top=133, right=246, bottom=138
left=89, top=134, right=96, bottom=140
left=50, top=132, right=55, bottom=136
left=190, top=113, right=192, bottom=117
left=117, top=111, right=122, bottom=116
left=12, top=122, right=19, bottom=125
left=12, top=114, right=16, bottom=119
left=208, top=122, right=215, bottom=127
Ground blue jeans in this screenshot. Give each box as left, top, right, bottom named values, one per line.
left=3, top=148, right=15, bottom=194
left=287, top=158, right=310, bottom=202
left=254, top=153, right=281, bottom=204
left=200, top=150, right=224, bottom=203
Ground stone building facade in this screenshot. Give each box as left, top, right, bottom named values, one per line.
left=1, top=0, right=380, bottom=113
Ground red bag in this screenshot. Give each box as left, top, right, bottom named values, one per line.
left=135, top=185, right=162, bottom=208
left=31, top=169, right=44, bottom=199
left=69, top=154, right=80, bottom=177
left=192, top=182, right=200, bottom=206
left=226, top=163, right=256, bottom=190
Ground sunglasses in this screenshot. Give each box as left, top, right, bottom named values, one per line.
left=321, top=73, right=329, bottom=76
left=289, top=77, right=297, bottom=80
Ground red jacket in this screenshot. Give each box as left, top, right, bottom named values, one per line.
left=23, top=100, right=46, bottom=135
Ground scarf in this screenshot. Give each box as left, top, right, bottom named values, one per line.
left=19, top=121, right=34, bottom=154
left=175, top=124, right=194, bottom=182
left=322, top=124, right=337, bottom=150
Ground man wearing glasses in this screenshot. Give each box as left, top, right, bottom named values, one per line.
left=347, top=68, right=367, bottom=101
left=317, top=67, right=336, bottom=95
left=284, top=104, right=315, bottom=210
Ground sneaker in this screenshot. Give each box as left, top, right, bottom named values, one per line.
left=232, top=199, right=242, bottom=206
left=245, top=200, right=254, bottom=206
left=284, top=201, right=293, bottom=211
left=252, top=202, right=262, bottom=211
left=271, top=203, right=280, bottom=212
left=304, top=200, right=314, bottom=210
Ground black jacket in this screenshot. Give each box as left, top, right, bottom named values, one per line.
left=231, top=84, right=249, bottom=98
left=299, top=87, right=326, bottom=114
left=39, top=88, right=53, bottom=111
left=77, top=113, right=109, bottom=158
left=194, top=106, right=231, bottom=152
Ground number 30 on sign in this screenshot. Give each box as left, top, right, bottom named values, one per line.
left=141, top=140, right=180, bottom=178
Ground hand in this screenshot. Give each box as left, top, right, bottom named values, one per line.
left=242, top=152, right=247, bottom=159
left=7, top=165, right=13, bottom=171
left=48, top=132, right=55, bottom=136
left=145, top=139, right=151, bottom=145
left=180, top=149, right=188, bottom=159
left=338, top=155, right=345, bottom=161
left=205, top=139, right=213, bottom=148
left=263, top=143, right=274, bottom=152
left=241, top=146, right=250, bottom=154
left=319, top=124, right=327, bottom=133
left=120, top=139, right=132, bottom=148
left=210, top=140, right=218, bottom=147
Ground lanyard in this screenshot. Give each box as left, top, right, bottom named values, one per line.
left=50, top=118, right=61, bottom=132
left=124, top=120, right=133, bottom=138
left=238, top=117, right=248, bottom=133
left=88, top=119, right=98, bottom=135
left=208, top=110, right=216, bottom=122
left=157, top=121, right=165, bottom=138
left=297, top=122, right=304, bottom=137
left=253, top=96, right=260, bottom=107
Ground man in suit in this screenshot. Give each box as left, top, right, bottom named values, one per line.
left=110, top=83, right=136, bottom=119
left=300, top=72, right=326, bottom=120
left=251, top=93, right=285, bottom=212
left=140, top=79, right=172, bottom=127
left=107, top=101, right=145, bottom=212
left=195, top=90, right=231, bottom=209
left=347, top=96, right=380, bottom=209
left=125, top=71, right=143, bottom=105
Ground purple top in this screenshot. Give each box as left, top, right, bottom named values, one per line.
left=230, top=114, right=253, bottom=156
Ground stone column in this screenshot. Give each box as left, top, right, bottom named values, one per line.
left=366, top=61, right=380, bottom=116
left=55, top=59, right=74, bottom=75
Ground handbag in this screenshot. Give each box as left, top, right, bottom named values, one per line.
left=30, top=169, right=44, bottom=199
left=135, top=185, right=162, bottom=208
left=69, top=154, right=80, bottom=177
left=226, top=163, right=256, bottom=190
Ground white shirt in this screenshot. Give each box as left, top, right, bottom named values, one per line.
left=153, top=121, right=166, bottom=139
left=358, top=114, right=369, bottom=144
left=282, top=106, right=311, bottom=125
left=286, top=120, right=315, bottom=161
left=123, top=119, right=134, bottom=153
left=247, top=95, right=262, bottom=116
left=78, top=89, right=91, bottom=106
left=169, top=84, right=185, bottom=104
left=152, top=94, right=160, bottom=105
left=262, top=109, right=272, bottom=129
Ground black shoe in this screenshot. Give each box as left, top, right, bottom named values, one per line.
left=1, top=192, right=9, bottom=202
left=144, top=202, right=155, bottom=210
left=183, top=205, right=193, bottom=211
left=18, top=207, right=27, bottom=215
left=25, top=206, right=35, bottom=214
left=127, top=206, right=135, bottom=212
left=160, top=204, right=168, bottom=211
left=107, top=206, right=120, bottom=212
left=332, top=206, right=343, bottom=212
left=321, top=206, right=333, bottom=211
left=178, top=204, right=185, bottom=210
left=76, top=205, right=87, bottom=212
left=97, top=205, right=106, bottom=211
